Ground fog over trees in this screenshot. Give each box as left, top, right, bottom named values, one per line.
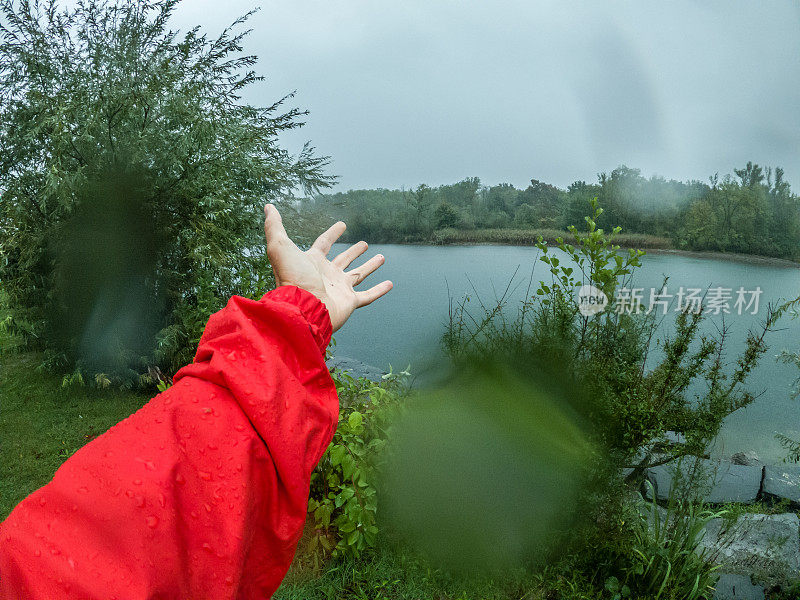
left=303, top=163, right=800, bottom=259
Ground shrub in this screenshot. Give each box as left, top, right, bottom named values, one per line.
left=306, top=367, right=408, bottom=560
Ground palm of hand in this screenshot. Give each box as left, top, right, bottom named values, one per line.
left=264, top=205, right=392, bottom=332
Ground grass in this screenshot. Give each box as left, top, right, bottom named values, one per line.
left=275, top=538, right=595, bottom=600
left=0, top=304, right=148, bottom=519
left=718, top=498, right=795, bottom=521
left=429, top=227, right=672, bottom=249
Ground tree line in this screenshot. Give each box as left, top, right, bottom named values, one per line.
left=301, top=163, right=800, bottom=259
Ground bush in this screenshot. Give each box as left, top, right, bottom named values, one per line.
left=306, top=367, right=408, bottom=560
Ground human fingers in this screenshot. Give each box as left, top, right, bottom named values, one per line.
left=332, top=240, right=368, bottom=269
left=355, top=280, right=393, bottom=307
left=264, top=204, right=290, bottom=244
left=346, top=254, right=385, bottom=286
left=310, top=221, right=347, bottom=256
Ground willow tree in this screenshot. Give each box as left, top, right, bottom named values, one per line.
left=0, top=0, right=334, bottom=383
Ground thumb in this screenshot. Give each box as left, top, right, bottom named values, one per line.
left=264, top=204, right=289, bottom=244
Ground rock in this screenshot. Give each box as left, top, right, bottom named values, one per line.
left=762, top=465, right=800, bottom=506
left=326, top=355, right=385, bottom=382
left=731, top=451, right=761, bottom=466
left=645, top=459, right=763, bottom=504
left=713, top=573, right=765, bottom=600
left=700, top=513, right=800, bottom=580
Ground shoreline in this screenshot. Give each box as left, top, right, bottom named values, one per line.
left=644, top=248, right=800, bottom=268
left=384, top=238, right=800, bottom=269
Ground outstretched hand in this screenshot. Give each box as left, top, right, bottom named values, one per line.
left=264, top=204, right=393, bottom=332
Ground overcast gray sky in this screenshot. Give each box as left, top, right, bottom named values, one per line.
left=173, top=1, right=800, bottom=192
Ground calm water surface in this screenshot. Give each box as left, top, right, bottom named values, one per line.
left=332, top=243, right=800, bottom=462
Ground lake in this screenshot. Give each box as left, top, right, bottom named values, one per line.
left=331, top=243, right=800, bottom=463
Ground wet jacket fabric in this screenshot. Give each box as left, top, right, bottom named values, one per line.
left=0, top=286, right=338, bottom=599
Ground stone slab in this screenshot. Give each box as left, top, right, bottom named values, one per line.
left=700, top=513, right=800, bottom=578
left=762, top=465, right=800, bottom=506
left=713, top=573, right=765, bottom=600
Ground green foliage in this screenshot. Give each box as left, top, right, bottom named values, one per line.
left=428, top=227, right=670, bottom=248
left=277, top=540, right=550, bottom=600
left=587, top=163, right=800, bottom=258
left=306, top=367, right=408, bottom=560
left=675, top=165, right=800, bottom=258
left=776, top=433, right=800, bottom=463
left=535, top=197, right=646, bottom=301
left=434, top=201, right=461, bottom=230
left=440, top=199, right=778, bottom=594
left=301, top=164, right=800, bottom=259
left=0, top=0, right=333, bottom=384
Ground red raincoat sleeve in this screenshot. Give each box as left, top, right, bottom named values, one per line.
left=0, top=285, right=338, bottom=599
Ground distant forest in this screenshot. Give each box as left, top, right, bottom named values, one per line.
left=300, top=163, right=800, bottom=259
